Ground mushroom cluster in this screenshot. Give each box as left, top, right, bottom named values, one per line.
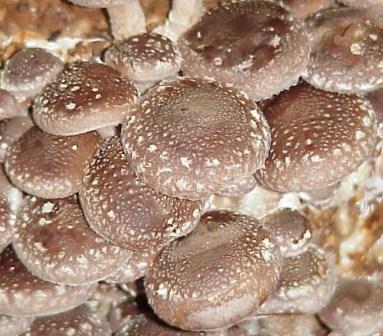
left=0, top=0, right=382, bottom=335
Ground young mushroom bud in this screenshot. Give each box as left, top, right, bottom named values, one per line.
left=257, top=245, right=336, bottom=315
left=33, top=61, right=138, bottom=136
left=319, top=277, right=383, bottom=336
left=254, top=82, right=377, bottom=193
left=121, top=77, right=270, bottom=200
left=68, top=0, right=146, bottom=39
left=260, top=208, right=312, bottom=257
left=12, top=195, right=131, bottom=285
left=104, top=32, right=182, bottom=93
left=145, top=211, right=283, bottom=331
left=80, top=136, right=202, bottom=251
left=1, top=48, right=63, bottom=103
left=4, top=126, right=101, bottom=199
left=178, top=0, right=311, bottom=100
left=304, top=8, right=383, bottom=93
left=0, top=246, right=95, bottom=317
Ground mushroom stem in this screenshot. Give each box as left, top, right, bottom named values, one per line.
left=155, top=0, right=204, bottom=41
left=107, top=0, right=146, bottom=39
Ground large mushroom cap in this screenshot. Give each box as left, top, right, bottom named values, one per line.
left=121, top=77, right=270, bottom=200
left=80, top=136, right=201, bottom=251
left=12, top=195, right=131, bottom=285
left=0, top=246, right=95, bottom=317
left=5, top=126, right=101, bottom=199
left=319, top=278, right=383, bottom=336
left=254, top=82, right=377, bottom=192
left=105, top=32, right=182, bottom=82
left=33, top=61, right=138, bottom=136
left=145, top=211, right=282, bottom=331
left=304, top=7, right=383, bottom=94
left=178, top=0, right=311, bottom=100
left=22, top=304, right=112, bottom=336
left=1, top=48, right=63, bottom=102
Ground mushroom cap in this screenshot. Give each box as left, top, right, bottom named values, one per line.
left=22, top=304, right=112, bottom=336
left=145, top=211, right=282, bottom=331
left=260, top=208, right=312, bottom=257
left=0, top=314, right=34, bottom=336
left=319, top=277, right=383, bottom=336
left=121, top=77, right=270, bottom=200
left=0, top=246, right=95, bottom=317
left=304, top=8, right=383, bottom=93
left=105, top=33, right=182, bottom=82
left=0, top=195, right=13, bottom=253
left=80, top=136, right=201, bottom=250
left=0, top=116, right=33, bottom=163
left=0, top=89, right=24, bottom=120
left=1, top=48, right=63, bottom=102
left=33, top=61, right=138, bottom=136
left=178, top=0, right=311, bottom=100
left=257, top=245, right=336, bottom=315
left=68, top=0, right=128, bottom=8
left=254, top=82, right=377, bottom=192
left=116, top=314, right=214, bottom=335
left=366, top=86, right=383, bottom=123
left=5, top=126, right=101, bottom=199
left=12, top=195, right=131, bottom=285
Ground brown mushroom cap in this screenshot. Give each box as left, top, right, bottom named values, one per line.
left=0, top=116, right=33, bottom=163
left=145, top=211, right=282, bottom=331
left=104, top=33, right=182, bottom=82
left=304, top=8, right=383, bottom=93
left=0, top=246, right=95, bottom=317
left=121, top=77, right=270, bottom=200
left=254, top=82, right=377, bottom=192
left=12, top=195, right=131, bottom=285
left=33, top=61, right=138, bottom=136
left=257, top=245, right=336, bottom=315
left=0, top=314, right=34, bottom=336
left=0, top=89, right=26, bottom=120
left=319, top=278, right=383, bottom=336
left=1, top=48, right=63, bottom=103
left=80, top=136, right=201, bottom=251
left=22, top=304, right=112, bottom=336
left=260, top=208, right=312, bottom=257
left=178, top=0, right=310, bottom=100
left=5, top=126, right=101, bottom=199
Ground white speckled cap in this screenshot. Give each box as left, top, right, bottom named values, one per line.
left=33, top=62, right=138, bottom=136
left=5, top=126, right=101, bottom=199
left=121, top=77, right=270, bottom=200
left=0, top=314, right=34, bottom=336
left=12, top=195, right=131, bottom=285
left=80, top=136, right=202, bottom=251
left=1, top=48, right=63, bottom=102
left=145, top=211, right=282, bottom=331
left=304, top=8, right=383, bottom=93
left=179, top=0, right=311, bottom=100
left=22, top=304, right=112, bottom=336
left=0, top=246, right=95, bottom=317
left=255, top=82, right=378, bottom=192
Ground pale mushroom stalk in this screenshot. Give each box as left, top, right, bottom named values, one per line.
left=155, top=0, right=204, bottom=41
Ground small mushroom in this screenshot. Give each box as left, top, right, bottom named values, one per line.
left=257, top=245, right=336, bottom=315
left=304, top=8, right=383, bottom=93
left=5, top=126, right=101, bottom=199
left=260, top=208, right=312, bottom=257
left=33, top=61, right=138, bottom=136
left=178, top=0, right=311, bottom=100
left=80, top=136, right=201, bottom=251
left=104, top=32, right=182, bottom=92
left=0, top=89, right=28, bottom=120
left=0, top=246, right=95, bottom=317
left=145, top=211, right=282, bottom=331
left=319, top=277, right=383, bottom=336
left=0, top=314, right=34, bottom=336
left=1, top=48, right=63, bottom=103
left=68, top=0, right=146, bottom=39
left=121, top=77, right=270, bottom=200
left=22, top=304, right=112, bottom=336
left=254, top=82, right=377, bottom=192
left=12, top=195, right=131, bottom=285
